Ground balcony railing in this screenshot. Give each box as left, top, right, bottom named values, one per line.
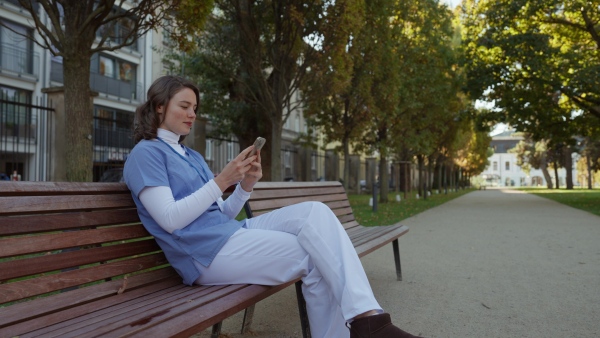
left=0, top=43, right=39, bottom=78
left=3, top=0, right=39, bottom=11
left=51, top=61, right=144, bottom=103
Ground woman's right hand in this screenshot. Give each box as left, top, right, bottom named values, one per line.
left=213, top=146, right=256, bottom=192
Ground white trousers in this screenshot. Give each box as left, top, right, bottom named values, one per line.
left=194, top=201, right=382, bottom=338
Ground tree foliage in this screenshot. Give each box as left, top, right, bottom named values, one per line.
left=299, top=0, right=370, bottom=190
left=461, top=0, right=600, bottom=143
left=180, top=0, right=330, bottom=181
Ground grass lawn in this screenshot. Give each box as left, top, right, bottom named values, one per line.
left=348, top=189, right=473, bottom=226
left=519, top=187, right=600, bottom=217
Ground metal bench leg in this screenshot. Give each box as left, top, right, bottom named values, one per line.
left=211, top=322, right=222, bottom=338
left=295, top=281, right=312, bottom=338
left=392, top=239, right=402, bottom=281
left=241, top=304, right=255, bottom=334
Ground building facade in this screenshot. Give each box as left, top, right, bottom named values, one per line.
left=479, top=131, right=579, bottom=187
left=0, top=0, right=169, bottom=181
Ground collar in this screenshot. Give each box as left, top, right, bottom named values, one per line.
left=157, top=128, right=180, bottom=145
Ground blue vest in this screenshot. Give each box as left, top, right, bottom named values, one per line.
left=124, top=140, right=244, bottom=285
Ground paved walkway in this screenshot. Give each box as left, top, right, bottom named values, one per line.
left=198, top=189, right=600, bottom=337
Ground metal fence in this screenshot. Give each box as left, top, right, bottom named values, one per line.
left=0, top=97, right=53, bottom=181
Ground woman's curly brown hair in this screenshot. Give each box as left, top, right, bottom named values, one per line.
left=134, top=75, right=200, bottom=144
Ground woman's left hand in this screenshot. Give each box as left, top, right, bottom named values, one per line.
left=240, top=150, right=262, bottom=192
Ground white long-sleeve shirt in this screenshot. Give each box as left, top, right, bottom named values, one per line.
left=138, top=129, right=250, bottom=234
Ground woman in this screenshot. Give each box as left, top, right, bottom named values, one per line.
left=124, top=75, right=422, bottom=338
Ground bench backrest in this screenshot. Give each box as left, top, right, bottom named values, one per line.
left=0, top=182, right=176, bottom=309
left=247, top=181, right=357, bottom=228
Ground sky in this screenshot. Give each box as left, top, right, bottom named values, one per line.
left=442, top=0, right=461, bottom=8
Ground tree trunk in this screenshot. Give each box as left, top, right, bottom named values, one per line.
left=343, top=139, right=351, bottom=191
left=564, top=148, right=573, bottom=190
left=553, top=161, right=559, bottom=189
left=379, top=154, right=388, bottom=203
left=587, top=155, right=593, bottom=189
left=417, top=155, right=424, bottom=200
left=540, top=156, right=553, bottom=189
left=270, top=119, right=283, bottom=181
left=62, top=54, right=93, bottom=182
left=427, top=155, right=434, bottom=195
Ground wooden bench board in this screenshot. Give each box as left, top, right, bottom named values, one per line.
left=0, top=181, right=409, bottom=337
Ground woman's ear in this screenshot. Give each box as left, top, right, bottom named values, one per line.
left=156, top=104, right=164, bottom=114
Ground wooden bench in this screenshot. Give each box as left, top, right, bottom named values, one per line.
left=0, top=181, right=409, bottom=338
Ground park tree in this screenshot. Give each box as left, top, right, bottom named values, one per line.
left=13, top=0, right=213, bottom=181
left=462, top=1, right=599, bottom=134
left=300, top=0, right=371, bottom=191
left=178, top=0, right=330, bottom=181
left=577, top=137, right=600, bottom=188
left=509, top=134, right=554, bottom=188
left=385, top=0, right=458, bottom=200
left=358, top=0, right=401, bottom=202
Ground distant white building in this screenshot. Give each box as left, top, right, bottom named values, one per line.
left=479, top=131, right=579, bottom=187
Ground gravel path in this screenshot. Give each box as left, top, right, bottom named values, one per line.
left=195, top=188, right=600, bottom=338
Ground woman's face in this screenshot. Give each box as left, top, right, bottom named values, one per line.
left=158, top=87, right=197, bottom=136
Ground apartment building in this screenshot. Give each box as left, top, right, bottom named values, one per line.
left=0, top=0, right=167, bottom=181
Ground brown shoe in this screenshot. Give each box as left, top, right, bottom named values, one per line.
left=348, top=313, right=423, bottom=338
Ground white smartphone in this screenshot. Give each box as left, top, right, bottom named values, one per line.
left=246, top=137, right=266, bottom=159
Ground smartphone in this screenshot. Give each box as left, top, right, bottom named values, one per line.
left=246, top=137, right=266, bottom=159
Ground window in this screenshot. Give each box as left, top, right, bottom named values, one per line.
left=0, top=19, right=34, bottom=75
left=99, top=56, right=115, bottom=78
left=493, top=161, right=498, bottom=171
left=94, top=106, right=133, bottom=132
left=205, top=139, right=213, bottom=160
left=98, top=55, right=135, bottom=81
left=97, top=11, right=138, bottom=50
left=505, top=161, right=510, bottom=171
left=284, top=149, right=291, bottom=168
left=162, top=19, right=174, bottom=48
left=295, top=115, right=300, bottom=132
left=311, top=153, right=316, bottom=170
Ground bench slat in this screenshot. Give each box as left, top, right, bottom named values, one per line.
left=0, top=194, right=135, bottom=215
left=250, top=181, right=343, bottom=190
left=0, top=253, right=168, bottom=305
left=73, top=284, right=254, bottom=338
left=250, top=185, right=346, bottom=200
left=0, top=181, right=129, bottom=195
left=2, top=279, right=186, bottom=338
left=0, top=224, right=150, bottom=258
left=0, top=268, right=178, bottom=333
left=126, top=282, right=299, bottom=338
left=25, top=284, right=218, bottom=338
left=355, top=225, right=409, bottom=257
left=0, top=209, right=140, bottom=236
left=349, top=224, right=405, bottom=246
left=0, top=239, right=160, bottom=281
left=249, top=192, right=349, bottom=211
